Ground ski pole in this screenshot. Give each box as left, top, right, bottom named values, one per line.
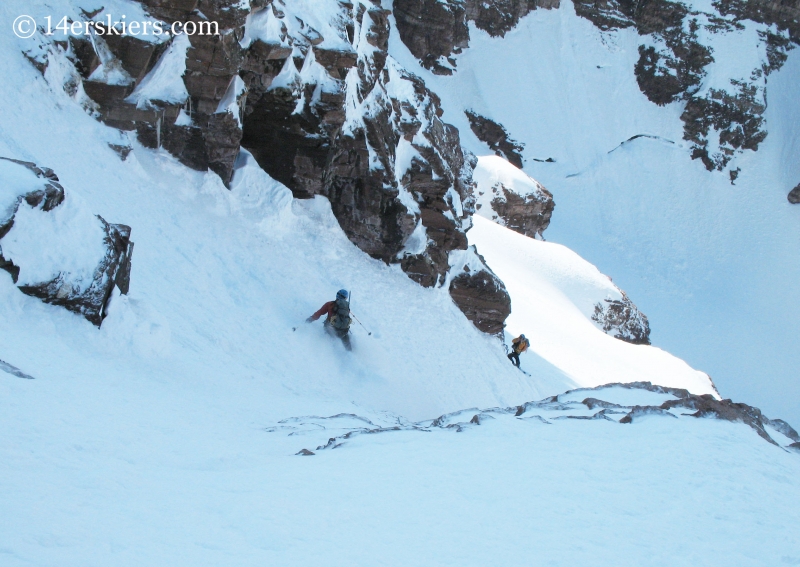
left=350, top=312, right=372, bottom=336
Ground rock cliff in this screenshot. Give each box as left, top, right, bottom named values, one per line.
left=394, top=0, right=560, bottom=74
left=25, top=0, right=512, bottom=334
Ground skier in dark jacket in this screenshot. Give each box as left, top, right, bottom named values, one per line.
left=508, top=334, right=530, bottom=367
left=307, top=289, right=352, bottom=350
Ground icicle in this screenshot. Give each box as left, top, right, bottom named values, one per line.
left=156, top=111, right=162, bottom=148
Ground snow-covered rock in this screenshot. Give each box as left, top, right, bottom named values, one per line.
left=591, top=291, right=651, bottom=345
left=473, top=154, right=554, bottom=240
left=0, top=158, right=133, bottom=326
left=271, top=382, right=800, bottom=454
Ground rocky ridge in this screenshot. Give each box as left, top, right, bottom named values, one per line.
left=263, top=382, right=799, bottom=454
left=465, top=110, right=525, bottom=168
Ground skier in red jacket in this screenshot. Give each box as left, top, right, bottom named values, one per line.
left=307, top=289, right=352, bottom=350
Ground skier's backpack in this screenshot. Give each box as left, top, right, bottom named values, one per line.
left=330, top=298, right=351, bottom=330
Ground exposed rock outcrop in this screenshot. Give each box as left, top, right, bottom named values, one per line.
left=35, top=0, right=250, bottom=186
left=0, top=158, right=133, bottom=326
left=240, top=2, right=474, bottom=287
left=393, top=0, right=469, bottom=75
left=393, top=0, right=559, bottom=73
left=465, top=110, right=524, bottom=168
left=394, top=0, right=797, bottom=180
left=266, top=383, right=800, bottom=454
left=788, top=184, right=800, bottom=204
left=447, top=247, right=512, bottom=335
left=516, top=381, right=799, bottom=448
left=472, top=155, right=554, bottom=240
left=236, top=1, right=511, bottom=327
left=466, top=0, right=561, bottom=35
left=592, top=292, right=651, bottom=345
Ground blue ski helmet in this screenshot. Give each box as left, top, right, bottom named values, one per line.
left=336, top=289, right=349, bottom=300
left=520, top=334, right=526, bottom=340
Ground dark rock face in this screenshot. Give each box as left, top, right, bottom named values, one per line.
left=466, top=0, right=560, bottom=35
left=465, top=110, right=524, bottom=168
left=488, top=187, right=554, bottom=239
left=38, top=0, right=250, bottom=186
left=448, top=255, right=512, bottom=335
left=0, top=158, right=133, bottom=326
left=680, top=80, right=767, bottom=171
left=237, top=1, right=510, bottom=329
left=140, top=0, right=248, bottom=184
left=592, top=292, right=651, bottom=345
left=393, top=0, right=469, bottom=74
left=394, top=0, right=559, bottom=72
left=713, top=0, right=800, bottom=44
left=788, top=184, right=800, bottom=204
left=241, top=3, right=474, bottom=287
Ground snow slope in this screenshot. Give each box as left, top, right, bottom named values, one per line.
left=470, top=215, right=715, bottom=395
left=0, top=0, right=798, bottom=564
left=386, top=1, right=800, bottom=426
left=4, top=372, right=800, bottom=565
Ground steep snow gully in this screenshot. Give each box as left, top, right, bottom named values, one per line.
left=1, top=0, right=800, bottom=565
